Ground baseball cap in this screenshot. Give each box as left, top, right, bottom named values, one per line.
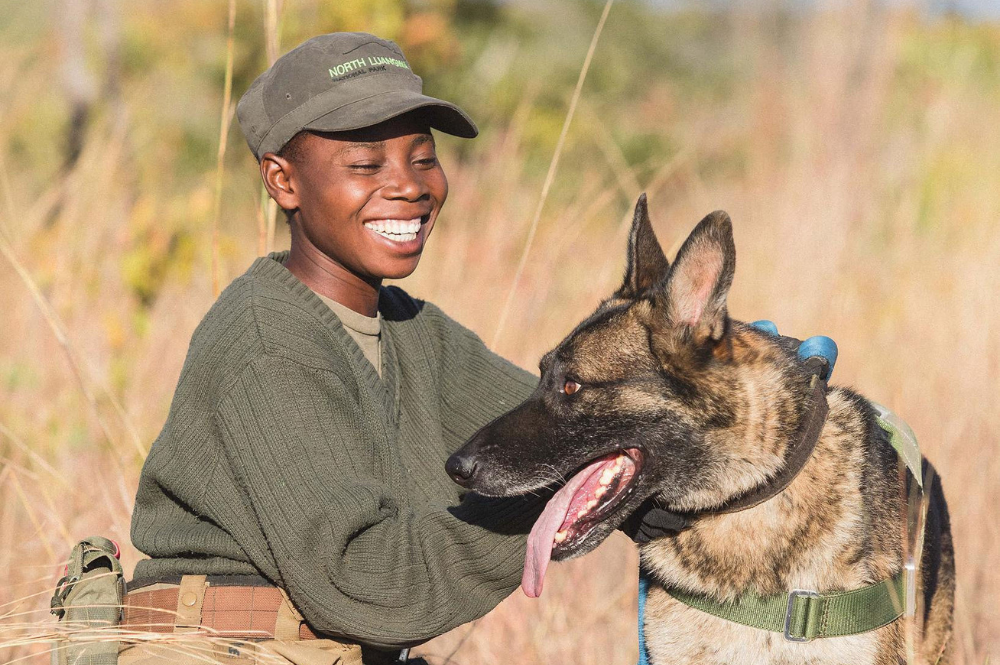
left=237, top=32, right=478, bottom=161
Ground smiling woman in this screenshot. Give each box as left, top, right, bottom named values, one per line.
left=113, top=27, right=672, bottom=665
left=119, top=32, right=550, bottom=665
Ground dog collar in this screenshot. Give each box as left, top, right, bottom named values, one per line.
left=713, top=366, right=830, bottom=515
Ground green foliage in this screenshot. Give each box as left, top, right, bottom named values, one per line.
left=121, top=210, right=197, bottom=309
left=2, top=362, right=39, bottom=393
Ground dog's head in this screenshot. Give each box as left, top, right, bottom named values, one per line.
left=447, top=195, right=814, bottom=596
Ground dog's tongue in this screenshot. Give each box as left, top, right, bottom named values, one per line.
left=522, top=455, right=619, bottom=598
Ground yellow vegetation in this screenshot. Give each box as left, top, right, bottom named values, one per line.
left=0, top=1, right=997, bottom=662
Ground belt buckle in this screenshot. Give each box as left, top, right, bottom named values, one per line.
left=784, top=589, right=819, bottom=642
left=396, top=647, right=410, bottom=662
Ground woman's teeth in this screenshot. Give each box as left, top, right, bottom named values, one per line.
left=364, top=219, right=421, bottom=242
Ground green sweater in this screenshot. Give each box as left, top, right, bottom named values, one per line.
left=130, top=252, right=539, bottom=648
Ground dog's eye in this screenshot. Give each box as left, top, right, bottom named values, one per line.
left=562, top=379, right=581, bottom=395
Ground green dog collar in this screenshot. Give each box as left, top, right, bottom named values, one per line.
left=664, top=571, right=905, bottom=642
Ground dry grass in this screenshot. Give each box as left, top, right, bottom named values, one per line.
left=1, top=2, right=998, bottom=663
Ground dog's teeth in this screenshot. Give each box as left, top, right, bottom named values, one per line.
left=577, top=508, right=589, bottom=519
left=554, top=530, right=568, bottom=544
left=586, top=498, right=599, bottom=510
left=595, top=486, right=607, bottom=499
left=599, top=468, right=615, bottom=486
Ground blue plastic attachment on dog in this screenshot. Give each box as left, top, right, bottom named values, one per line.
left=751, top=320, right=779, bottom=336
left=797, top=335, right=838, bottom=380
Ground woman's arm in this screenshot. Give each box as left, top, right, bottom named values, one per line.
left=216, top=354, right=539, bottom=649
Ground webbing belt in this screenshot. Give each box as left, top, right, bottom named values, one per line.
left=664, top=571, right=906, bottom=642
left=122, top=582, right=321, bottom=640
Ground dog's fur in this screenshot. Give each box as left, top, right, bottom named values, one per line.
left=450, top=196, right=954, bottom=664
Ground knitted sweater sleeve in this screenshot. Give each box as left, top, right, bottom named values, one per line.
left=215, top=354, right=540, bottom=649
left=419, top=301, right=539, bottom=453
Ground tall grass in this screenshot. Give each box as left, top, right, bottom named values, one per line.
left=0, top=1, right=997, bottom=663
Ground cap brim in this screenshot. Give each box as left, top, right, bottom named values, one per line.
left=304, top=89, right=478, bottom=139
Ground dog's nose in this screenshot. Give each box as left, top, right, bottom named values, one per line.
left=445, top=452, right=479, bottom=487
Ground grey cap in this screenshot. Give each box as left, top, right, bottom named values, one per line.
left=236, top=32, right=478, bottom=161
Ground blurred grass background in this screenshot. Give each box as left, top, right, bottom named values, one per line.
left=0, top=0, right=997, bottom=662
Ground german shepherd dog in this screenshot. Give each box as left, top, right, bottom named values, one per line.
left=447, top=196, right=954, bottom=664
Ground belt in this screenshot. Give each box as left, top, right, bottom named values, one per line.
left=121, top=575, right=410, bottom=664
left=122, top=576, right=321, bottom=641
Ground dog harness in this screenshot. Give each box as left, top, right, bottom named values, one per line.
left=636, top=326, right=925, bottom=664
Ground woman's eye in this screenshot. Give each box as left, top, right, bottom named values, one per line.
left=414, top=156, right=438, bottom=168
left=562, top=380, right=581, bottom=395
left=350, top=163, right=380, bottom=172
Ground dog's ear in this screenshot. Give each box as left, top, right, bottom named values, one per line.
left=615, top=194, right=671, bottom=300
left=658, top=210, right=736, bottom=347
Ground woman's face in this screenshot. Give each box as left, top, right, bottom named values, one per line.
left=272, top=113, right=449, bottom=281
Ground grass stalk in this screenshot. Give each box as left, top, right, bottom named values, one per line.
left=0, top=234, right=144, bottom=458
left=6, top=471, right=56, bottom=563
left=211, top=0, right=238, bottom=297
left=257, top=188, right=268, bottom=255
left=262, top=0, right=283, bottom=254
left=490, top=0, right=616, bottom=351
left=264, top=0, right=283, bottom=68
left=0, top=147, right=15, bottom=241
left=0, top=423, right=71, bottom=490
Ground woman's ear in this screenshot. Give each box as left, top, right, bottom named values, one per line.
left=260, top=153, right=299, bottom=213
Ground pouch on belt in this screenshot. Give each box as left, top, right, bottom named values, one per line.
left=50, top=536, right=126, bottom=665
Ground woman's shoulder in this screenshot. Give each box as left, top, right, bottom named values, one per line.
left=183, top=254, right=353, bottom=386
left=380, top=286, right=483, bottom=360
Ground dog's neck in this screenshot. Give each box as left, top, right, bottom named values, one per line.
left=646, top=368, right=830, bottom=532
left=641, top=388, right=902, bottom=600
left=708, top=369, right=830, bottom=517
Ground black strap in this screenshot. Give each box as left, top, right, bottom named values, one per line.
left=715, top=371, right=828, bottom=514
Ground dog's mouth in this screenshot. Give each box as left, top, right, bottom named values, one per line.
left=522, top=447, right=643, bottom=598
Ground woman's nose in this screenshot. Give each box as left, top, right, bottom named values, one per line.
left=383, top=164, right=428, bottom=201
